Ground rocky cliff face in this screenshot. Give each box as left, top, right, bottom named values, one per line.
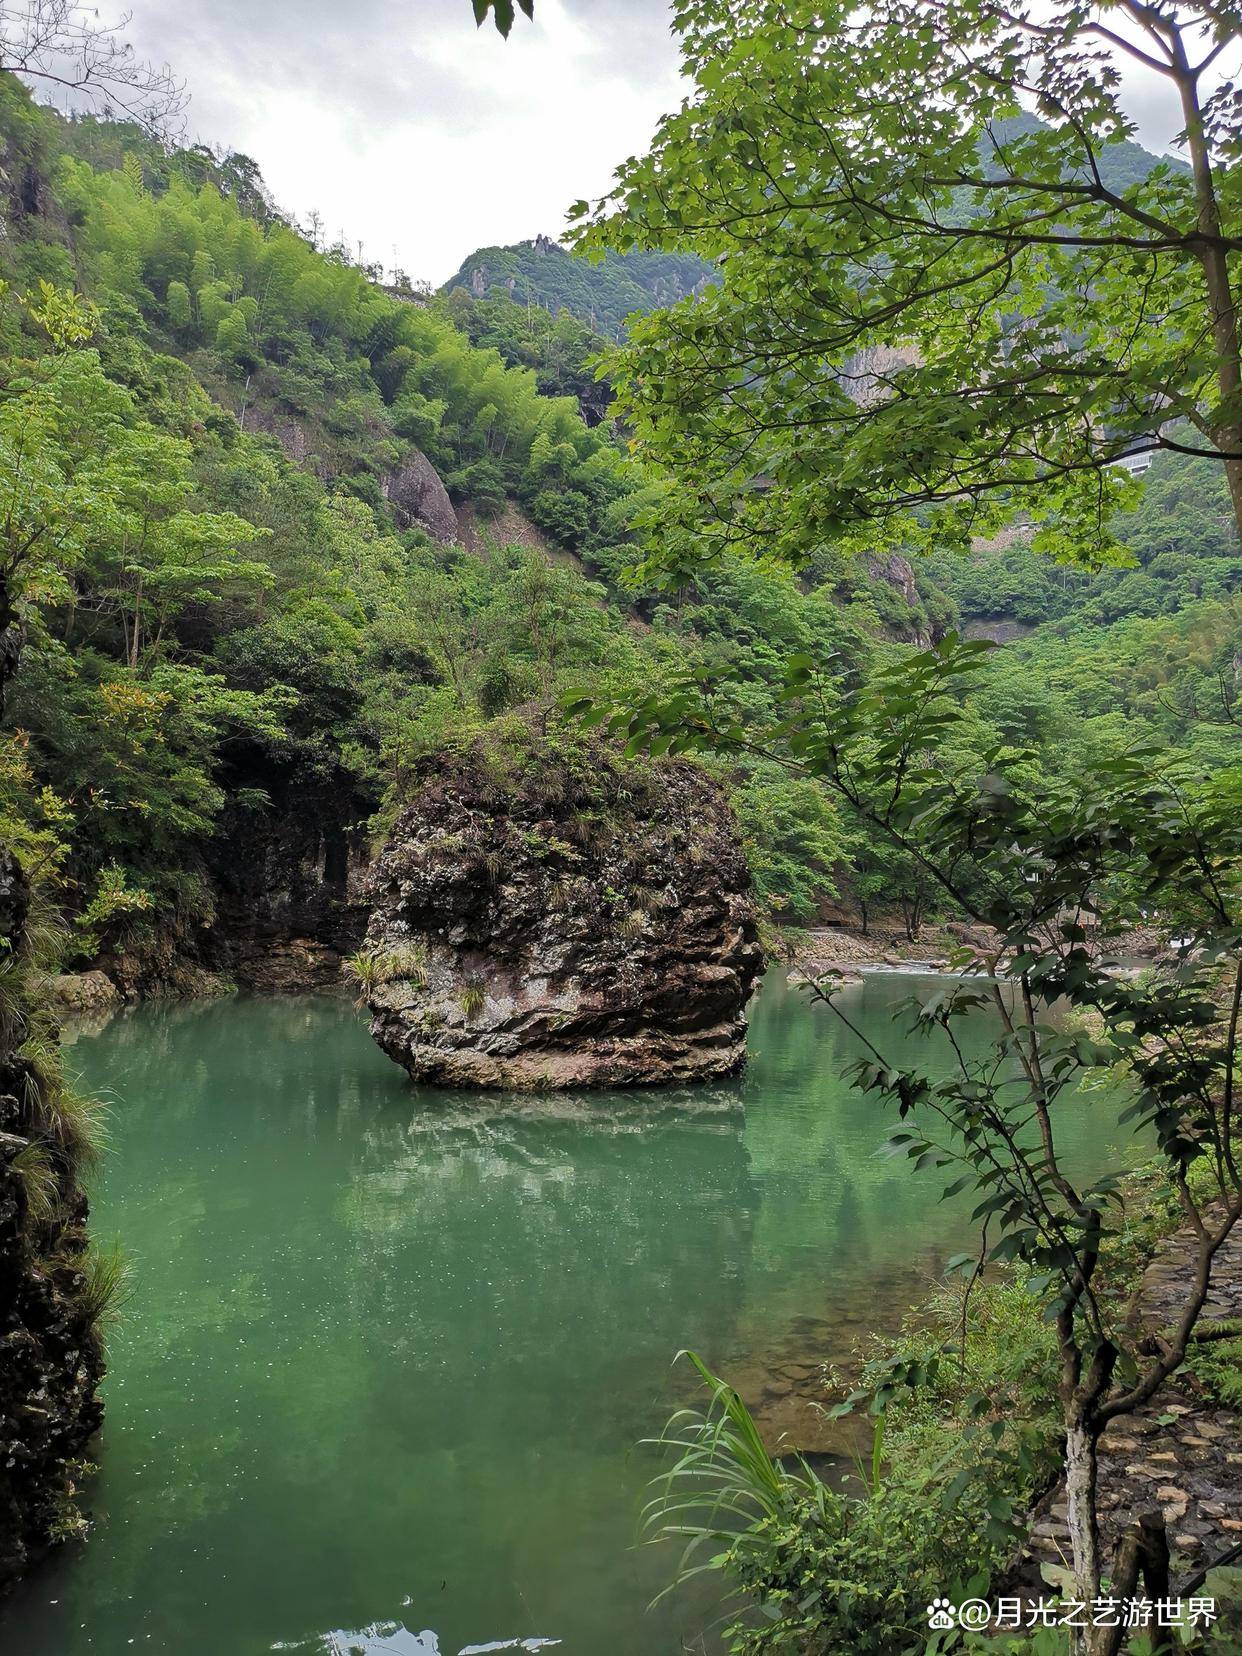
left=0, top=847, right=104, bottom=1590
left=864, top=551, right=919, bottom=608
left=1, top=579, right=103, bottom=1589
left=203, top=766, right=371, bottom=992
left=381, top=449, right=458, bottom=542
left=361, top=743, right=764, bottom=1088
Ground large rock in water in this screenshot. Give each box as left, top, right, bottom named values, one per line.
left=361, top=744, right=765, bottom=1088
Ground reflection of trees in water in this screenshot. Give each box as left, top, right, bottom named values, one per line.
left=711, top=971, right=1139, bottom=1453
left=65, top=993, right=406, bottom=1137
left=337, top=1084, right=757, bottom=1443
left=41, top=995, right=760, bottom=1654
left=24, top=980, right=1139, bottom=1655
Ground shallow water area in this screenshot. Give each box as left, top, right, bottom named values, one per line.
left=0, top=970, right=1137, bottom=1654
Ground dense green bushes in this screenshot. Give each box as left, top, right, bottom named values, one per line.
left=927, top=452, right=1242, bottom=631
left=647, top=1277, right=1059, bottom=1655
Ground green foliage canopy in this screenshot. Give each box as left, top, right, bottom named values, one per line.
left=574, top=0, right=1242, bottom=580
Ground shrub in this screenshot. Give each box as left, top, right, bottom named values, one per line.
left=644, top=1353, right=999, bottom=1656
left=73, top=1243, right=132, bottom=1339
left=344, top=942, right=428, bottom=1003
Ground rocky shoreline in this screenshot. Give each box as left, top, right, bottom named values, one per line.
left=1012, top=1221, right=1242, bottom=1593
left=789, top=920, right=1172, bottom=982
left=718, top=1204, right=1242, bottom=1595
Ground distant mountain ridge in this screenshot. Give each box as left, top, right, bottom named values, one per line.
left=985, top=111, right=1188, bottom=190
left=441, top=235, right=717, bottom=339
left=447, top=118, right=1183, bottom=339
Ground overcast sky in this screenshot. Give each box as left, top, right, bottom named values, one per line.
left=86, top=0, right=683, bottom=286
left=77, top=0, right=1222, bottom=289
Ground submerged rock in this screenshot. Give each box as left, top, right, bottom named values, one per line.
left=361, top=741, right=764, bottom=1088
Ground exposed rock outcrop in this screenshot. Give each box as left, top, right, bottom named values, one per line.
left=46, top=971, right=121, bottom=1015
left=240, top=401, right=317, bottom=469
left=51, top=763, right=373, bottom=1000
left=381, top=448, right=458, bottom=542
left=864, top=551, right=920, bottom=609
left=0, top=846, right=104, bottom=1590
left=361, top=740, right=764, bottom=1088
left=204, top=769, right=371, bottom=991
left=454, top=500, right=558, bottom=561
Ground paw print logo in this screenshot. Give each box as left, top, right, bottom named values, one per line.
left=927, top=1597, right=956, bottom=1631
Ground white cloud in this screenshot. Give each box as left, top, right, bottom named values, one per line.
left=58, top=0, right=1241, bottom=287
left=89, top=0, right=684, bottom=286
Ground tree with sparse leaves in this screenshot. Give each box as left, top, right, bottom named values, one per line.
left=0, top=0, right=184, bottom=132
left=564, top=1, right=1242, bottom=1638
left=571, top=635, right=1241, bottom=1655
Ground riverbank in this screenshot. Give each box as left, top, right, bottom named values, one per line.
left=788, top=920, right=1174, bottom=979
left=712, top=1160, right=1242, bottom=1649
left=46, top=910, right=1177, bottom=1021
left=1012, top=1212, right=1242, bottom=1595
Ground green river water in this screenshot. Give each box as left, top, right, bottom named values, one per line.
left=0, top=970, right=1136, bottom=1656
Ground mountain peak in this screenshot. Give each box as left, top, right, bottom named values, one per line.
left=442, top=240, right=716, bottom=338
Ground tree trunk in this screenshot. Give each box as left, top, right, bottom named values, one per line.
left=1065, top=1423, right=1104, bottom=1656
left=1098, top=1511, right=1171, bottom=1656
left=129, top=570, right=143, bottom=669
left=0, top=581, right=22, bottom=715
left=1172, top=37, right=1242, bottom=545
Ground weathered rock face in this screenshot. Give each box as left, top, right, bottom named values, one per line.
left=46, top=971, right=121, bottom=1015
left=362, top=746, right=765, bottom=1088
left=0, top=847, right=104, bottom=1589
left=381, top=448, right=458, bottom=542
left=204, top=767, right=371, bottom=992
left=864, top=551, right=919, bottom=609
left=240, top=402, right=318, bottom=470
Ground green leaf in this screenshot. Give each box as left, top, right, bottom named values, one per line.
left=473, top=0, right=529, bottom=35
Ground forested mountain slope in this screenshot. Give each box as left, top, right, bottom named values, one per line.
left=442, top=114, right=1182, bottom=347
left=1, top=80, right=966, bottom=998
left=0, top=75, right=1236, bottom=1007
left=985, top=110, right=1188, bottom=190
left=441, top=236, right=716, bottom=339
